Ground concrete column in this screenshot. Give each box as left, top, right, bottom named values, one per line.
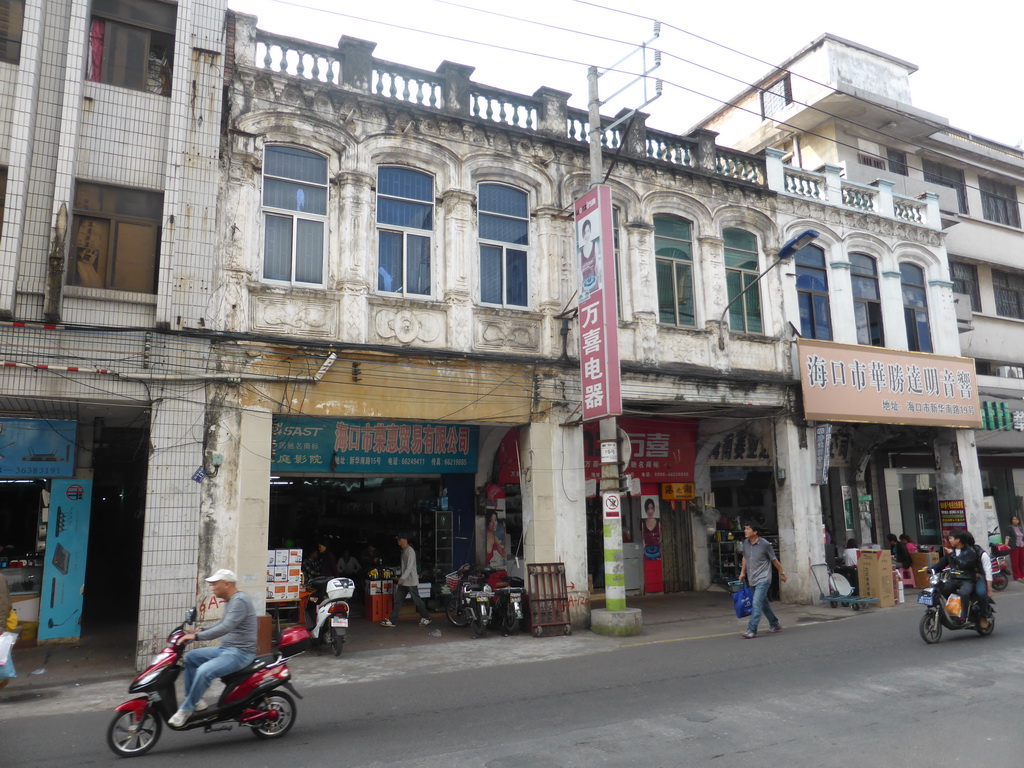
left=935, top=428, right=985, bottom=535
left=764, top=147, right=787, bottom=193
left=518, top=419, right=589, bottom=626
left=772, top=419, right=823, bottom=604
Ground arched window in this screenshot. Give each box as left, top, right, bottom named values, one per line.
left=724, top=228, right=761, bottom=333
left=850, top=253, right=883, bottom=347
left=479, top=183, right=528, bottom=307
left=262, top=146, right=327, bottom=285
left=654, top=215, right=695, bottom=327
left=377, top=167, right=433, bottom=296
left=901, top=263, right=932, bottom=353
left=795, top=244, right=831, bottom=340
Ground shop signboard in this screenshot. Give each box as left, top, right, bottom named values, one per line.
left=814, top=423, right=832, bottom=485
left=583, top=417, right=697, bottom=483
left=38, top=478, right=91, bottom=642
left=574, top=185, right=621, bottom=422
left=271, top=417, right=479, bottom=474
left=0, top=418, right=77, bottom=478
left=939, top=499, right=967, bottom=538
left=797, top=339, right=981, bottom=428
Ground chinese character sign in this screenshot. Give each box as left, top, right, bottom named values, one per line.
left=798, top=339, right=981, bottom=428
left=271, top=417, right=479, bottom=473
left=583, top=417, right=696, bottom=482
left=575, top=185, right=621, bottom=421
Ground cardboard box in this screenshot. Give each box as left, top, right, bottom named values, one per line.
left=267, top=550, right=277, bottom=567
left=287, top=566, right=302, bottom=581
left=289, top=549, right=302, bottom=564
left=857, top=549, right=895, bottom=607
left=275, top=549, right=289, bottom=565
left=283, top=583, right=300, bottom=599
left=911, top=551, right=939, bottom=588
left=274, top=566, right=288, bottom=583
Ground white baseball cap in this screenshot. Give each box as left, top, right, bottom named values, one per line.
left=205, top=568, right=238, bottom=583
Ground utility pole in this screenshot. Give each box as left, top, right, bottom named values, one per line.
left=581, top=27, right=661, bottom=635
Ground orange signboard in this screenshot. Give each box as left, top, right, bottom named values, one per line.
left=798, top=339, right=981, bottom=428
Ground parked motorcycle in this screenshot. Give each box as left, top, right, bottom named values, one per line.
left=305, top=576, right=355, bottom=655
left=445, top=564, right=525, bottom=637
left=107, top=608, right=309, bottom=757
left=987, top=541, right=1011, bottom=591
left=918, top=568, right=995, bottom=644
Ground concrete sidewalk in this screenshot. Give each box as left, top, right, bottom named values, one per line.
left=0, top=586, right=915, bottom=719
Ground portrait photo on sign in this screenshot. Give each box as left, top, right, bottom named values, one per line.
left=576, top=213, right=603, bottom=301
left=641, top=495, right=662, bottom=559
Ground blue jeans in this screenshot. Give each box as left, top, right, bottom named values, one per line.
left=746, top=580, right=779, bottom=635
left=974, top=577, right=990, bottom=618
left=180, top=646, right=255, bottom=711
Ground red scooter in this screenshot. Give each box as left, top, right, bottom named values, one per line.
left=106, top=608, right=309, bottom=757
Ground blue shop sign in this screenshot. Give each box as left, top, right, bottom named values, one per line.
left=0, top=418, right=77, bottom=478
left=271, top=417, right=478, bottom=474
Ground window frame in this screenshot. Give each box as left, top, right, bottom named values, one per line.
left=850, top=252, right=884, bottom=347
left=979, top=177, right=1021, bottom=228
left=760, top=76, right=791, bottom=119
left=900, top=262, right=933, bottom=353
left=654, top=214, right=696, bottom=328
left=67, top=181, right=163, bottom=295
left=261, top=145, right=329, bottom=287
left=0, top=0, right=24, bottom=64
left=949, top=260, right=980, bottom=312
left=477, top=182, right=529, bottom=309
left=0, top=167, right=6, bottom=242
left=723, top=227, right=762, bottom=334
left=922, top=159, right=968, bottom=215
left=376, top=166, right=434, bottom=298
left=886, top=148, right=908, bottom=176
left=993, top=269, right=1024, bottom=320
left=86, top=0, right=176, bottom=97
left=795, top=244, right=832, bottom=340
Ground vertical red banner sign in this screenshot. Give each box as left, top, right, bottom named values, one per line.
left=575, top=185, right=621, bottom=422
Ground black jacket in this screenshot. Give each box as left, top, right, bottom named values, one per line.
left=930, top=546, right=979, bottom=581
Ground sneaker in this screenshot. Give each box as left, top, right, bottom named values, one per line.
left=168, top=709, right=191, bottom=727
left=419, top=618, right=432, bottom=626
left=768, top=625, right=783, bottom=634
left=194, top=699, right=209, bottom=712
left=741, top=630, right=757, bottom=639
left=380, top=619, right=396, bottom=627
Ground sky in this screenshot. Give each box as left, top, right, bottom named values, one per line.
left=226, top=0, right=1023, bottom=150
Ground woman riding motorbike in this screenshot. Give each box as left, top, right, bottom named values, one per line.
left=928, top=530, right=984, bottom=627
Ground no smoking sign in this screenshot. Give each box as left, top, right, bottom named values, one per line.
left=602, top=492, right=620, bottom=519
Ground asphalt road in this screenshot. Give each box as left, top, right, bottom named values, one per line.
left=4, top=592, right=1021, bottom=767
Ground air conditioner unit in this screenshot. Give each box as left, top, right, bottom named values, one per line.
left=952, top=293, right=973, bottom=323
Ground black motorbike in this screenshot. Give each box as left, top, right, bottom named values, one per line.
left=918, top=568, right=995, bottom=644
left=445, top=564, right=526, bottom=637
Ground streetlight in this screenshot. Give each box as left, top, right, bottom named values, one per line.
left=718, top=229, right=820, bottom=349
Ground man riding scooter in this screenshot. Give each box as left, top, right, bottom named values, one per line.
left=927, top=530, right=987, bottom=629
left=168, top=568, right=257, bottom=726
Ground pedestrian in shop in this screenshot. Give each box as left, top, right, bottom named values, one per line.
left=738, top=522, right=787, bottom=639
left=899, top=533, right=917, bottom=555
left=302, top=545, right=322, bottom=583
left=1003, top=515, right=1024, bottom=581
left=842, top=538, right=859, bottom=567
left=380, top=533, right=431, bottom=628
left=888, top=533, right=912, bottom=571
left=168, top=569, right=257, bottom=727
left=318, top=540, right=339, bottom=579
left=339, top=549, right=361, bottom=579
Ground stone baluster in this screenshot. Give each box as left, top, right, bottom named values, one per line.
left=689, top=129, right=718, bottom=174
left=874, top=178, right=895, bottom=219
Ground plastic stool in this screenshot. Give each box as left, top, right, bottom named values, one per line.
left=898, top=568, right=915, bottom=587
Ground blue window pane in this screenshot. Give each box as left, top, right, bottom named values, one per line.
left=852, top=275, right=880, bottom=301
left=266, top=146, right=327, bottom=185
left=378, top=231, right=402, bottom=292
left=850, top=253, right=877, bottom=277
left=813, top=294, right=832, bottom=340
left=263, top=215, right=292, bottom=280
left=480, top=245, right=502, bottom=304
left=264, top=178, right=327, bottom=215
left=294, top=219, right=323, bottom=284
left=656, top=260, right=675, bottom=324
left=480, top=213, right=528, bottom=245
left=726, top=271, right=744, bottom=329
left=479, top=184, right=527, bottom=218
left=798, top=292, right=813, bottom=338
left=655, top=216, right=691, bottom=242
left=915, top=310, right=932, bottom=353
left=407, top=234, right=431, bottom=295
left=902, top=284, right=927, bottom=309
left=900, top=262, right=925, bottom=285
left=379, top=167, right=432, bottom=202
left=377, top=198, right=432, bottom=230
left=744, top=273, right=762, bottom=333
left=795, top=244, right=825, bottom=268
left=506, top=249, right=527, bottom=306
left=796, top=266, right=827, bottom=292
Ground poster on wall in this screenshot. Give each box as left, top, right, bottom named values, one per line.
left=938, top=499, right=967, bottom=539
left=640, top=493, right=663, bottom=593
left=0, top=418, right=77, bottom=478
left=38, top=479, right=92, bottom=642
left=483, top=483, right=507, bottom=570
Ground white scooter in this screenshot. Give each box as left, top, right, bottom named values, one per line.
left=305, top=576, right=355, bottom=656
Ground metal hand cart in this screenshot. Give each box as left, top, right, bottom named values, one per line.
left=809, top=561, right=878, bottom=611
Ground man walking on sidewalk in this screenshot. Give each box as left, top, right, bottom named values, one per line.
left=381, top=533, right=432, bottom=628
left=738, top=522, right=788, bottom=639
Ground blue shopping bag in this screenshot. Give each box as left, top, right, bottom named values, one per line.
left=732, top=585, right=753, bottom=618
